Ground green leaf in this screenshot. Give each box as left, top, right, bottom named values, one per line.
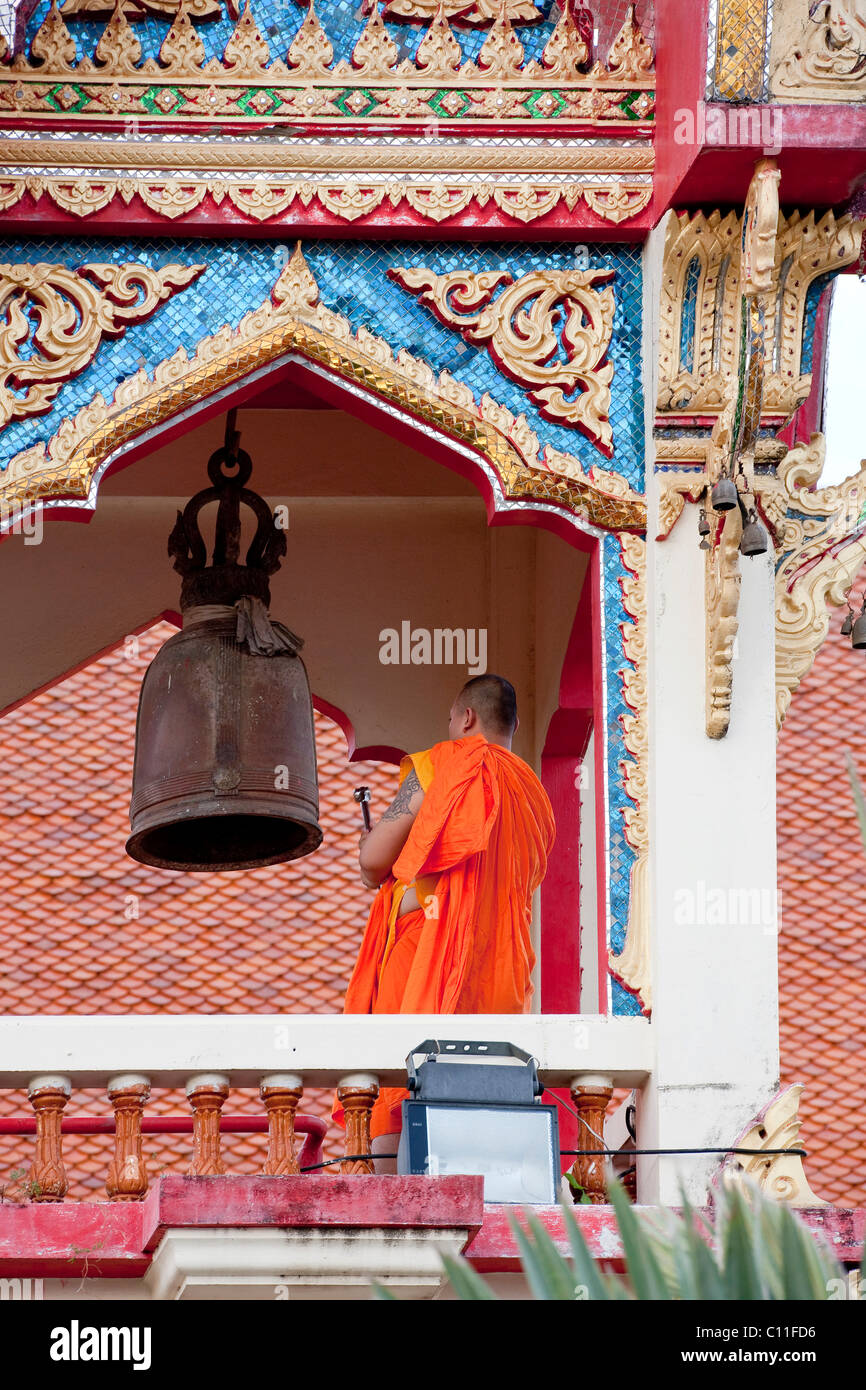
left=721, top=1184, right=767, bottom=1300
left=676, top=1185, right=726, bottom=1301
left=370, top=1280, right=398, bottom=1301
left=607, top=1177, right=672, bottom=1300
left=507, top=1209, right=578, bottom=1300
left=778, top=1205, right=842, bottom=1300
left=560, top=1196, right=612, bottom=1301
left=439, top=1253, right=500, bottom=1301
left=845, top=753, right=866, bottom=857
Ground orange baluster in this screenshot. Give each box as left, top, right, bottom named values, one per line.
left=186, top=1073, right=230, bottom=1176
left=27, top=1075, right=71, bottom=1202
left=260, top=1073, right=303, bottom=1176
left=337, top=1073, right=379, bottom=1175
left=106, top=1074, right=150, bottom=1201
left=568, top=1075, right=614, bottom=1204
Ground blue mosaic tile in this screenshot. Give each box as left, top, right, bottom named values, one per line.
left=0, top=236, right=646, bottom=491
left=800, top=273, right=833, bottom=377
left=25, top=0, right=559, bottom=67
left=0, top=233, right=646, bottom=1018
left=602, top=532, right=641, bottom=1015
left=678, top=254, right=700, bottom=375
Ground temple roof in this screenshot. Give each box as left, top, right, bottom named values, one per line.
left=777, top=605, right=866, bottom=1208
left=0, top=620, right=399, bottom=1195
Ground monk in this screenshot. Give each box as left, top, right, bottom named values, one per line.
left=333, top=674, right=556, bottom=1170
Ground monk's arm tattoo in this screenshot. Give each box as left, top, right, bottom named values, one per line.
left=380, top=768, right=422, bottom=822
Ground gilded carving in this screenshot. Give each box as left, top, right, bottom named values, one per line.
left=771, top=0, right=866, bottom=101
left=414, top=4, right=463, bottom=75
left=475, top=3, right=525, bottom=74
left=345, top=4, right=400, bottom=77
left=5, top=0, right=655, bottom=138
left=389, top=264, right=616, bottom=453
left=223, top=0, right=271, bottom=75
left=657, top=206, right=861, bottom=425
left=158, top=2, right=207, bottom=73
left=610, top=532, right=650, bottom=1011
left=584, top=185, right=652, bottom=224
left=380, top=0, right=539, bottom=22
left=0, top=259, right=204, bottom=429
left=0, top=245, right=645, bottom=540
left=30, top=2, right=77, bottom=70
left=705, top=483, right=743, bottom=740
left=93, top=0, right=143, bottom=74
left=62, top=0, right=233, bottom=17
left=286, top=0, right=334, bottom=73
left=533, top=4, right=588, bottom=78
left=774, top=434, right=866, bottom=729
left=0, top=173, right=653, bottom=227
left=724, top=1085, right=826, bottom=1207
left=605, top=3, right=653, bottom=79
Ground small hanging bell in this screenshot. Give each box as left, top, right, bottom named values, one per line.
left=851, top=603, right=866, bottom=649
left=841, top=610, right=855, bottom=637
left=740, top=507, right=768, bottom=557
left=698, top=506, right=710, bottom=550
left=711, top=474, right=738, bottom=512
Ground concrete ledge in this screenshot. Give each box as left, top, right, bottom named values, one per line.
left=0, top=1013, right=653, bottom=1088
left=2, top=1177, right=860, bottom=1285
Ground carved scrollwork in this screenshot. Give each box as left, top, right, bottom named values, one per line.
left=774, top=433, right=866, bottom=729
left=0, top=245, right=645, bottom=538
left=380, top=0, right=539, bottom=24
left=657, top=206, right=861, bottom=425
left=61, top=0, right=234, bottom=17
left=723, top=1084, right=827, bottom=1207
left=389, top=264, right=616, bottom=454
left=0, top=259, right=204, bottom=429
left=605, top=2, right=654, bottom=79
left=610, top=532, right=650, bottom=1010
left=771, top=0, right=866, bottom=102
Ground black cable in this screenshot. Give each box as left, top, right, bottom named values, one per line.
left=300, top=1153, right=397, bottom=1172
left=301, top=1144, right=804, bottom=1172
left=561, top=1147, right=806, bottom=1157
left=542, top=1089, right=805, bottom=1157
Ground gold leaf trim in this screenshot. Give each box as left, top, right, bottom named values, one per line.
left=0, top=245, right=645, bottom=540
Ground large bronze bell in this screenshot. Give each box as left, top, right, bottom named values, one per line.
left=126, top=417, right=323, bottom=871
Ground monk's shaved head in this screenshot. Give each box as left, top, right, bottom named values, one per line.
left=453, top=674, right=518, bottom=739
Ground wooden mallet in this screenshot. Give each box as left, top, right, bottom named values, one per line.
left=353, top=785, right=372, bottom=831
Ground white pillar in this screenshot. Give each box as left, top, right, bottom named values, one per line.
left=639, top=226, right=780, bottom=1204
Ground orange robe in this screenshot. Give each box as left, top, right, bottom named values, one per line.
left=334, top=734, right=556, bottom=1138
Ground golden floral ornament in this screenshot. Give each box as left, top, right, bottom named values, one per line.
left=771, top=0, right=866, bottom=101
left=0, top=245, right=645, bottom=541
left=60, top=0, right=236, bottom=18
left=414, top=3, right=463, bottom=75
left=656, top=207, right=861, bottom=425
left=286, top=0, right=334, bottom=73
left=705, top=480, right=744, bottom=740
left=0, top=259, right=204, bottom=429
left=774, top=433, right=866, bottom=730
left=379, top=0, right=539, bottom=24
left=723, top=1085, right=826, bottom=1207
left=605, top=3, right=653, bottom=79
left=0, top=173, right=653, bottom=227
left=389, top=264, right=616, bottom=455
left=610, top=531, right=650, bottom=1010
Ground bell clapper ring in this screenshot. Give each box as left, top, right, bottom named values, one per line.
left=353, top=786, right=372, bottom=832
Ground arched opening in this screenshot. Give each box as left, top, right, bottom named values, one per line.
left=0, top=356, right=613, bottom=1179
